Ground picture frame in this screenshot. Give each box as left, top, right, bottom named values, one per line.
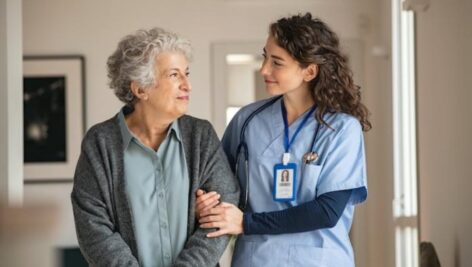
left=23, top=55, right=86, bottom=182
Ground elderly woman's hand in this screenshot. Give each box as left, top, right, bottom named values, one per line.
left=195, top=190, right=220, bottom=220
left=198, top=202, right=243, bottom=237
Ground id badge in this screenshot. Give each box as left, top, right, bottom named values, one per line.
left=273, top=163, right=297, bottom=201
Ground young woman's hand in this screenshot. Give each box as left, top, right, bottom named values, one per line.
left=195, top=189, right=220, bottom=220
left=198, top=202, right=243, bottom=237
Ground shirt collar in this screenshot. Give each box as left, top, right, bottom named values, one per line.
left=168, top=118, right=182, bottom=142
left=117, top=109, right=133, bottom=150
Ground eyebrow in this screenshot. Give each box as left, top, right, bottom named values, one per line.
left=263, top=48, right=285, bottom=61
left=166, top=67, right=190, bottom=72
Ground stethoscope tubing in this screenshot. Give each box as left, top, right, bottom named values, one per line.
left=235, top=96, right=322, bottom=210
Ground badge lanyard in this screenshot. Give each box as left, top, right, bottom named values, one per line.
left=273, top=100, right=316, bottom=201
left=281, top=100, right=316, bottom=164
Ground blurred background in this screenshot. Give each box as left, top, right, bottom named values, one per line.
left=1, top=0, right=471, bottom=266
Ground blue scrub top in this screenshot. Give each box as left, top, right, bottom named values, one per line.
left=222, top=97, right=368, bottom=267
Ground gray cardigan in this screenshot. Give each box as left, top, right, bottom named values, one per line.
left=71, top=112, right=240, bottom=267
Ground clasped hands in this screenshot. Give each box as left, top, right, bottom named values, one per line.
left=195, top=189, right=243, bottom=237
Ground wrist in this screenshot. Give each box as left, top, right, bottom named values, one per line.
left=242, top=212, right=251, bottom=235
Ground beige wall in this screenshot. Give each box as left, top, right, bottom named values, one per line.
left=0, top=0, right=23, bottom=205
left=355, top=0, right=395, bottom=266
left=21, top=0, right=394, bottom=266
left=417, top=0, right=472, bottom=266
left=23, top=0, right=368, bottom=126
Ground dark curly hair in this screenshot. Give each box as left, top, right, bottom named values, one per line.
left=270, top=13, right=372, bottom=131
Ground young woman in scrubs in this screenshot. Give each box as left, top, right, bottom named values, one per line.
left=196, top=13, right=371, bottom=266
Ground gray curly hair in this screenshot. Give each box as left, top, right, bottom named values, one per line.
left=107, top=27, right=192, bottom=106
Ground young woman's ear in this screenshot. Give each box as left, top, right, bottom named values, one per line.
left=130, top=81, right=148, bottom=100
left=303, top=64, right=318, bottom=82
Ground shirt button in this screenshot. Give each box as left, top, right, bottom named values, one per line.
left=158, top=192, right=164, bottom=198
left=162, top=223, right=167, bottom=229
left=165, top=253, right=170, bottom=259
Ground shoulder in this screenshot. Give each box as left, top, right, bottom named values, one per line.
left=178, top=114, right=213, bottom=133
left=322, top=113, right=364, bottom=150
left=235, top=96, right=280, bottom=119
left=229, top=96, right=281, bottom=128
left=324, top=112, right=362, bottom=135
left=178, top=115, right=223, bottom=160
left=81, top=114, right=121, bottom=148
left=178, top=115, right=219, bottom=144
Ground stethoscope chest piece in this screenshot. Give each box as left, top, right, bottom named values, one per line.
left=303, top=151, right=318, bottom=163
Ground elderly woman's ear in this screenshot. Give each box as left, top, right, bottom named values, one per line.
left=130, top=81, right=148, bottom=101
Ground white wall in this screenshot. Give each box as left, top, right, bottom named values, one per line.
left=353, top=0, right=395, bottom=266
left=0, top=0, right=23, bottom=205
left=227, top=63, right=257, bottom=106
left=22, top=0, right=394, bottom=266
left=23, top=0, right=369, bottom=125
left=417, top=0, right=472, bottom=266
left=23, top=183, right=77, bottom=247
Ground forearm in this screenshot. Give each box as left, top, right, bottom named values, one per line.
left=175, top=175, right=238, bottom=266
left=243, top=189, right=352, bottom=235
left=173, top=228, right=230, bottom=267
left=175, top=124, right=239, bottom=266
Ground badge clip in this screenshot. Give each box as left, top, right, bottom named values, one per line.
left=282, top=153, right=290, bottom=165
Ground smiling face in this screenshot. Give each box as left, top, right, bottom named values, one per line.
left=282, top=170, right=289, bottom=181
left=260, top=35, right=306, bottom=96
left=260, top=35, right=316, bottom=98
left=142, top=51, right=191, bottom=121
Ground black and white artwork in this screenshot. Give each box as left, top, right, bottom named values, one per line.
left=24, top=76, right=67, bottom=163
left=23, top=56, right=85, bottom=182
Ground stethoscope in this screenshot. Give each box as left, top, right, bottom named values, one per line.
left=235, top=96, right=323, bottom=210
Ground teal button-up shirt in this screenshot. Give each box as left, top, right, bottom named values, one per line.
left=118, top=111, right=189, bottom=267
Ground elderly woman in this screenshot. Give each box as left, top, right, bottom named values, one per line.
left=71, top=28, right=239, bottom=267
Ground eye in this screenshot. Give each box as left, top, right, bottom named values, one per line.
left=170, top=73, right=178, bottom=78
left=185, top=72, right=190, bottom=77
left=273, top=61, right=282, bottom=66
left=262, top=53, right=267, bottom=58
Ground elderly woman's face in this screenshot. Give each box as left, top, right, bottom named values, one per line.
left=145, top=52, right=191, bottom=119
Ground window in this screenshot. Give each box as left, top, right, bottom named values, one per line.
left=392, top=0, right=419, bottom=266
left=226, top=106, right=241, bottom=126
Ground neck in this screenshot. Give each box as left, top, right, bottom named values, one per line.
left=125, top=104, right=173, bottom=150
left=283, top=87, right=315, bottom=125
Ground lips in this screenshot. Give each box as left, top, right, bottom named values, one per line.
left=265, top=80, right=277, bottom=84
left=177, top=96, right=189, bottom=100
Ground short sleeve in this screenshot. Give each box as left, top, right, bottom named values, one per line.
left=317, top=117, right=367, bottom=205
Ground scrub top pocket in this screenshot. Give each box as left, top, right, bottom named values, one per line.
left=297, top=164, right=322, bottom=203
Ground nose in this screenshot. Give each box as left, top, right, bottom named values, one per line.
left=180, top=75, right=192, bottom=92
left=260, top=59, right=270, bottom=76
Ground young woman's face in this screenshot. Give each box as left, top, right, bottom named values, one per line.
left=260, top=35, right=309, bottom=96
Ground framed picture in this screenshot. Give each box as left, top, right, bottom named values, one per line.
left=23, top=55, right=86, bottom=182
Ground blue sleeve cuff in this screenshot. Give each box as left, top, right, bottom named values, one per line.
left=243, top=189, right=352, bottom=235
